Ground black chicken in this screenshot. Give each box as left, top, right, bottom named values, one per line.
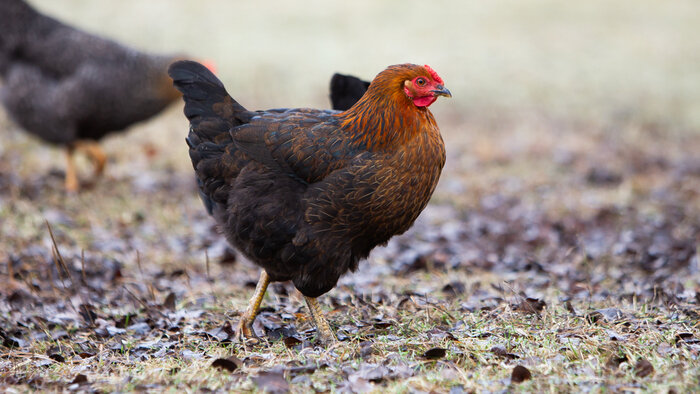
left=169, top=60, right=450, bottom=345
left=0, top=0, right=196, bottom=191
left=329, top=73, right=370, bottom=111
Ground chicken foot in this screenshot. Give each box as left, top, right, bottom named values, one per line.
left=63, top=141, right=107, bottom=192
left=74, top=140, right=107, bottom=180
left=235, top=270, right=270, bottom=345
left=64, top=147, right=79, bottom=193
left=304, top=296, right=338, bottom=345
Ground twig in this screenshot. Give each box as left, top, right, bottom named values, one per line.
left=123, top=284, right=173, bottom=326
left=205, top=250, right=217, bottom=303
left=46, top=220, right=89, bottom=325
left=80, top=249, right=87, bottom=285
left=46, top=220, right=71, bottom=290
left=135, top=250, right=156, bottom=302
left=205, top=250, right=211, bottom=281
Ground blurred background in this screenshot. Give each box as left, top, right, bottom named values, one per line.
left=2, top=0, right=692, bottom=207
left=3, top=0, right=698, bottom=262
left=27, top=0, right=700, bottom=125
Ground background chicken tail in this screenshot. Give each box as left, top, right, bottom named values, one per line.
left=329, top=73, right=370, bottom=111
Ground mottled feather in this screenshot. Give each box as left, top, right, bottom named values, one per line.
left=169, top=61, right=446, bottom=298
left=0, top=0, right=184, bottom=146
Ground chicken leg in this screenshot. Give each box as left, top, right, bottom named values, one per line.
left=63, top=141, right=107, bottom=192
left=64, top=147, right=79, bottom=193
left=75, top=140, right=107, bottom=180
left=235, top=270, right=270, bottom=344
left=304, top=296, right=337, bottom=345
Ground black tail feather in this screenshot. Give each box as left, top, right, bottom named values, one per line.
left=329, top=73, right=370, bottom=111
left=168, top=60, right=248, bottom=135
left=169, top=60, right=248, bottom=215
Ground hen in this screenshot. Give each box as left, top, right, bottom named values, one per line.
left=0, top=0, right=192, bottom=191
left=329, top=73, right=370, bottom=111
left=169, top=61, right=450, bottom=344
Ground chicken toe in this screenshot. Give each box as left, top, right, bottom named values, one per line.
left=234, top=270, right=270, bottom=345
left=304, top=296, right=337, bottom=346
left=76, top=141, right=107, bottom=180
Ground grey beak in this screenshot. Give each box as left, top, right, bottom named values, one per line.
left=431, top=85, right=452, bottom=98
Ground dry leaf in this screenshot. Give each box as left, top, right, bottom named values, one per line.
left=283, top=336, right=302, bottom=348
left=422, top=348, right=447, bottom=360
left=211, top=356, right=242, bottom=372
left=163, top=292, right=176, bottom=310
left=491, top=346, right=520, bottom=360
left=634, top=359, right=654, bottom=378
left=70, top=374, right=88, bottom=384
left=252, top=371, right=289, bottom=394
left=511, top=365, right=532, bottom=383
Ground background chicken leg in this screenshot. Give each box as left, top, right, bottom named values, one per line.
left=63, top=141, right=107, bottom=192
left=75, top=140, right=107, bottom=180
left=64, top=147, right=79, bottom=192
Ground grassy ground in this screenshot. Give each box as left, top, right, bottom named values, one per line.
left=1, top=1, right=700, bottom=392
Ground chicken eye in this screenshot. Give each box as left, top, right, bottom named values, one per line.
left=416, top=78, right=426, bottom=87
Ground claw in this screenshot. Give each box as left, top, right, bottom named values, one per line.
left=304, top=296, right=338, bottom=346
left=234, top=317, right=260, bottom=346
left=235, top=270, right=270, bottom=348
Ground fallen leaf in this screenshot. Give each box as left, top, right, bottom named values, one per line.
left=78, top=304, right=97, bottom=325
left=442, top=281, right=466, bottom=297
left=373, top=321, right=393, bottom=329
left=605, top=329, right=627, bottom=341
left=634, top=358, right=654, bottom=378
left=422, top=347, right=447, bottom=360
left=515, top=298, right=546, bottom=314
left=252, top=371, right=289, bottom=394
left=564, top=301, right=576, bottom=314
left=163, top=292, right=176, bottom=310
left=511, top=365, right=532, bottom=383
left=283, top=336, right=302, bottom=348
left=202, top=322, right=234, bottom=342
left=355, top=364, right=391, bottom=382
left=358, top=341, right=373, bottom=359
left=8, top=288, right=36, bottom=308
left=48, top=353, right=65, bottom=363
left=605, top=354, right=628, bottom=370
left=587, top=308, right=623, bottom=323
left=285, top=362, right=320, bottom=376
left=211, top=356, right=242, bottom=372
left=346, top=374, right=373, bottom=393
left=675, top=332, right=700, bottom=346
left=70, top=374, right=88, bottom=384
left=3, top=336, right=26, bottom=348
left=491, top=346, right=520, bottom=360
left=586, top=166, right=623, bottom=186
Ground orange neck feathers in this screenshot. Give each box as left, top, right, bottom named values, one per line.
left=337, top=64, right=439, bottom=151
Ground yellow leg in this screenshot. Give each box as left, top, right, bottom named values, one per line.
left=75, top=140, right=106, bottom=180
left=304, top=296, right=337, bottom=345
left=64, top=147, right=79, bottom=193
left=235, top=270, right=270, bottom=344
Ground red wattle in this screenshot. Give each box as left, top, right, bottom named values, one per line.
left=413, top=96, right=437, bottom=107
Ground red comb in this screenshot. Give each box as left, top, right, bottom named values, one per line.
left=202, top=60, right=217, bottom=74
left=424, top=64, right=443, bottom=84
